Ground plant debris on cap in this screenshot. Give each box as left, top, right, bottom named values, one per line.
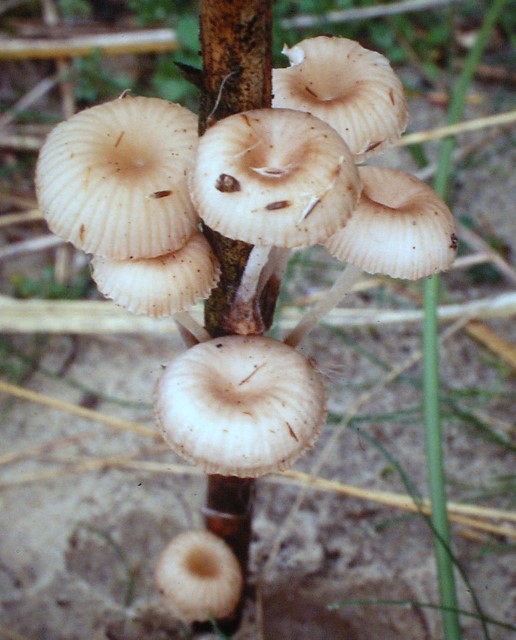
left=155, top=530, right=243, bottom=623
left=154, top=335, right=328, bottom=477
left=190, top=108, right=360, bottom=248
left=35, top=95, right=199, bottom=260
left=325, top=166, right=457, bottom=280
left=273, top=36, right=408, bottom=161
left=91, top=232, right=220, bottom=317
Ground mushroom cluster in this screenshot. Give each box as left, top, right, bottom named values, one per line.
left=35, top=94, right=220, bottom=317
left=34, top=32, right=459, bottom=630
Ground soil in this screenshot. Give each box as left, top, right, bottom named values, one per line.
left=1, top=24, right=515, bottom=640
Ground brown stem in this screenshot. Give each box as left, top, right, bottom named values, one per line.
left=198, top=0, right=273, bottom=632
left=199, top=0, right=275, bottom=338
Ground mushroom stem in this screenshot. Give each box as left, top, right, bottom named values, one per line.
left=259, top=246, right=292, bottom=292
left=284, top=262, right=362, bottom=347
left=226, top=245, right=272, bottom=334
left=204, top=474, right=254, bottom=633
left=236, top=245, right=272, bottom=304
left=173, top=311, right=211, bottom=345
left=204, top=476, right=254, bottom=567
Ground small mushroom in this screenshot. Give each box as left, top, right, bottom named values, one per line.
left=155, top=530, right=243, bottom=623
left=91, top=232, right=220, bottom=317
left=35, top=96, right=199, bottom=259
left=285, top=168, right=456, bottom=346
left=324, top=166, right=457, bottom=280
left=273, top=36, right=408, bottom=161
left=190, top=108, right=360, bottom=248
left=154, top=335, right=327, bottom=477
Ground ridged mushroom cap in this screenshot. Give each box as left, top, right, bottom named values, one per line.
left=155, top=530, right=243, bottom=623
left=154, top=335, right=328, bottom=477
left=273, top=36, right=408, bottom=161
left=91, top=232, right=220, bottom=317
left=324, top=166, right=457, bottom=280
left=190, top=108, right=360, bottom=248
left=35, top=96, right=199, bottom=259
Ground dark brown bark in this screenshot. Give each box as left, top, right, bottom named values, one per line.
left=199, top=0, right=275, bottom=338
left=198, top=1, right=274, bottom=632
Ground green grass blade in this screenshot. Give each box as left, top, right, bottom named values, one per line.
left=423, top=1, right=509, bottom=638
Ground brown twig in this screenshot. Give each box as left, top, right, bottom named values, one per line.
left=280, top=0, right=463, bottom=29
left=0, top=28, right=177, bottom=59
left=0, top=379, right=157, bottom=439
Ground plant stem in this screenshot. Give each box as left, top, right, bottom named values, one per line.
left=284, top=263, right=362, bottom=347
left=198, top=0, right=273, bottom=631
left=423, top=2, right=508, bottom=638
left=200, top=0, right=275, bottom=339
left=423, top=275, right=461, bottom=639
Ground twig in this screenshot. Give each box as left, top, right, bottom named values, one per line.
left=281, top=471, right=516, bottom=529
left=280, top=291, right=516, bottom=329
left=280, top=0, right=462, bottom=29
left=0, top=379, right=157, bottom=439
left=0, top=75, right=59, bottom=130
left=0, top=291, right=514, bottom=334
left=2, top=454, right=514, bottom=539
left=0, top=29, right=177, bottom=59
left=398, top=110, right=516, bottom=146
left=465, top=321, right=516, bottom=370
left=0, top=193, right=37, bottom=208
left=457, top=222, right=516, bottom=285
left=0, top=234, right=65, bottom=260
left=0, top=209, right=42, bottom=226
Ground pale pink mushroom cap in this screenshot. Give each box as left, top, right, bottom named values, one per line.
left=273, top=36, right=408, bottom=161
left=324, top=166, right=457, bottom=280
left=190, top=108, right=360, bottom=248
left=155, top=530, right=243, bottom=623
left=154, top=335, right=328, bottom=477
left=91, top=232, right=220, bottom=317
left=35, top=96, right=199, bottom=259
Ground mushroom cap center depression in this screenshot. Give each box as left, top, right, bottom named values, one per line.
left=185, top=547, right=221, bottom=579
left=97, top=129, right=161, bottom=182
left=200, top=359, right=272, bottom=413
left=240, top=133, right=311, bottom=183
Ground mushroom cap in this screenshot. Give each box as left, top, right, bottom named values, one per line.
left=91, top=232, right=220, bottom=317
left=273, top=36, right=408, bottom=161
left=190, top=108, right=360, bottom=248
left=324, top=166, right=457, bottom=280
left=35, top=96, right=199, bottom=259
left=154, top=335, right=328, bottom=477
left=155, top=530, right=243, bottom=623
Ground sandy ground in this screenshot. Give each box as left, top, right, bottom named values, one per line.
left=0, top=79, right=515, bottom=638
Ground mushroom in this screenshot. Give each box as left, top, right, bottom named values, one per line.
left=272, top=36, right=408, bottom=161
left=154, top=334, right=328, bottom=477
left=91, top=231, right=220, bottom=318
left=324, top=166, right=457, bottom=280
left=155, top=530, right=243, bottom=623
left=190, top=108, right=360, bottom=248
left=35, top=95, right=199, bottom=259
left=285, top=167, right=457, bottom=346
